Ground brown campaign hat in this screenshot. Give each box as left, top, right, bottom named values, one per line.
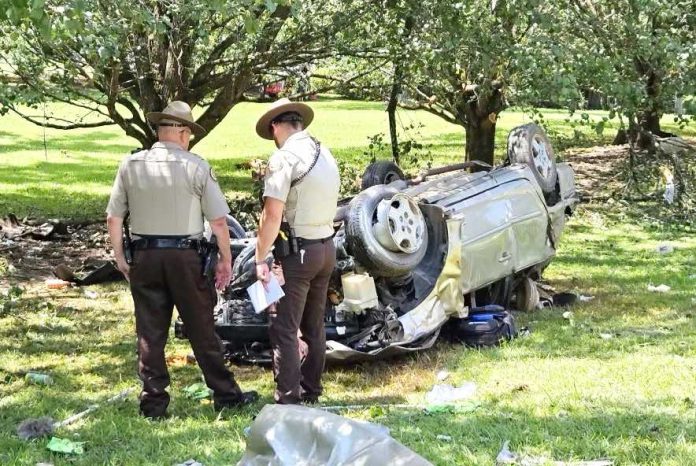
left=255, top=98, right=314, bottom=140
left=147, top=101, right=207, bottom=136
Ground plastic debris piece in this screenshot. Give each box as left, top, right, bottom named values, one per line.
left=182, top=382, right=211, bottom=400
left=562, top=311, right=573, bottom=320
left=599, top=333, right=614, bottom=340
left=175, top=460, right=204, bottom=466
left=655, top=243, right=674, bottom=254
left=25, top=372, right=54, bottom=385
left=578, top=295, right=595, bottom=302
left=436, top=370, right=450, bottom=381
left=496, top=441, right=518, bottom=464
left=647, top=284, right=671, bottom=293
left=83, top=290, right=98, bottom=299
left=46, top=437, right=85, bottom=455
left=425, top=382, right=476, bottom=405
left=436, top=434, right=452, bottom=442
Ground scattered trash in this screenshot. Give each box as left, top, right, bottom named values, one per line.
left=183, top=383, right=211, bottom=400
left=425, top=382, right=476, bottom=405
left=496, top=440, right=614, bottom=465
left=662, top=166, right=675, bottom=205
left=578, top=295, right=595, bottom=302
left=83, top=290, right=98, bottom=299
left=175, top=460, right=204, bottom=466
left=17, top=388, right=133, bottom=440
left=25, top=372, right=54, bottom=386
left=599, top=333, right=614, bottom=340
left=436, top=370, right=450, bottom=381
left=562, top=311, right=573, bottom=320
left=496, top=441, right=518, bottom=464
left=45, top=279, right=70, bottom=290
left=655, top=243, right=674, bottom=254
left=647, top=284, right=671, bottom=293
left=238, top=404, right=433, bottom=466
left=35, top=463, right=54, bottom=466
left=436, top=434, right=452, bottom=442
left=46, top=437, right=85, bottom=455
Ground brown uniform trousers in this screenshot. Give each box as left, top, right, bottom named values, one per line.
left=269, top=239, right=335, bottom=404
left=129, top=248, right=243, bottom=416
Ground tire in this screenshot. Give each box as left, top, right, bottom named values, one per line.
left=507, top=123, right=558, bottom=195
left=345, top=183, right=428, bottom=277
left=361, top=161, right=405, bottom=190
left=226, top=214, right=246, bottom=239
left=514, top=276, right=539, bottom=312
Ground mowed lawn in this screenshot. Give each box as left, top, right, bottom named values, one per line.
left=1, top=100, right=696, bottom=465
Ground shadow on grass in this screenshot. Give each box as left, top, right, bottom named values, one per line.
left=0, top=130, right=138, bottom=155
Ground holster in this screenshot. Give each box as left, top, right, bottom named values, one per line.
left=122, top=235, right=133, bottom=265
left=201, top=238, right=219, bottom=278
left=273, top=221, right=298, bottom=259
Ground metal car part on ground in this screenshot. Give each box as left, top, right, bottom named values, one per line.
left=175, top=124, right=579, bottom=364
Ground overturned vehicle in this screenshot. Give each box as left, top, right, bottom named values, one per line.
left=175, top=124, right=579, bottom=364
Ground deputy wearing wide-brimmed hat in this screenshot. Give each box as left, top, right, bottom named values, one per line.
left=106, top=100, right=257, bottom=419
left=254, top=98, right=340, bottom=405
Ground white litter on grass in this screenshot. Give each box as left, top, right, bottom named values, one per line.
left=436, top=370, right=450, bottom=381
left=562, top=311, right=574, bottom=320
left=599, top=333, right=614, bottom=340
left=496, top=440, right=614, bottom=465
left=655, top=243, right=674, bottom=254
left=647, top=284, right=671, bottom=293
left=436, top=434, right=452, bottom=442
left=83, top=290, right=98, bottom=299
left=578, top=295, right=595, bottom=302
left=425, top=382, right=476, bottom=405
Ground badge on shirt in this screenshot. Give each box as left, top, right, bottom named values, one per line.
left=267, top=158, right=283, bottom=174
left=210, top=167, right=218, bottom=182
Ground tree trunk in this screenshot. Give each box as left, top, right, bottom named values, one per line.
left=464, top=117, right=497, bottom=166
left=387, top=65, right=401, bottom=165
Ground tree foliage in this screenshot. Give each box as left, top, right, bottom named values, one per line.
left=0, top=0, right=372, bottom=147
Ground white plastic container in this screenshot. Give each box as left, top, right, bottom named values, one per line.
left=341, top=273, right=378, bottom=312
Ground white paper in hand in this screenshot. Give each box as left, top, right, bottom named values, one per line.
left=246, top=275, right=285, bottom=314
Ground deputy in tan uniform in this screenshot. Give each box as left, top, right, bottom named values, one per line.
left=254, top=98, right=340, bottom=404
left=106, top=101, right=257, bottom=418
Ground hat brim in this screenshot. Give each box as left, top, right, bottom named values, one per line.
left=255, top=102, right=314, bottom=140
left=147, top=112, right=207, bottom=137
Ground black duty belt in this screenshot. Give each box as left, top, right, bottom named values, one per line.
left=298, top=236, right=333, bottom=246
left=131, top=238, right=202, bottom=250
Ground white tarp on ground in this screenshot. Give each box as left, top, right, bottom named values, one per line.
left=237, top=404, right=433, bottom=466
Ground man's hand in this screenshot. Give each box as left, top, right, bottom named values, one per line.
left=256, top=262, right=271, bottom=288
left=215, top=259, right=232, bottom=291
left=115, top=256, right=130, bottom=282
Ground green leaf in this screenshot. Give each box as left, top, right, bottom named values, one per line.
left=183, top=382, right=212, bottom=400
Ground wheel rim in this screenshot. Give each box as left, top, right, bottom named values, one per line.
left=373, top=193, right=426, bottom=253
left=531, top=136, right=552, bottom=180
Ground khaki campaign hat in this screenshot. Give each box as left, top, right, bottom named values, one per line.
left=147, top=101, right=207, bottom=136
left=255, top=98, right=314, bottom=140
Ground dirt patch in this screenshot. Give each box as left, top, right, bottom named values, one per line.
left=1, top=220, right=111, bottom=287
left=562, top=144, right=628, bottom=201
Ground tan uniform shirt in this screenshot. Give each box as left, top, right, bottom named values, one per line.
left=263, top=131, right=340, bottom=239
left=106, top=141, right=229, bottom=237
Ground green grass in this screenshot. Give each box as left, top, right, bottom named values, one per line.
left=1, top=99, right=696, bottom=465
left=1, top=207, right=695, bottom=465
left=1, top=98, right=693, bottom=221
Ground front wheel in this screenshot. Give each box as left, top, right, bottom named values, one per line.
left=507, top=123, right=558, bottom=195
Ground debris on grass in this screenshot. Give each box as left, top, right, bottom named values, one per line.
left=17, top=417, right=55, bottom=440
left=655, top=243, right=674, bottom=254
left=83, top=290, right=98, bottom=299
left=562, top=311, right=574, bottom=320
left=425, top=381, right=476, bottom=405
left=25, top=371, right=54, bottom=385
left=647, top=284, right=671, bottom=293
left=599, top=333, right=614, bottom=340
left=436, top=370, right=450, bottom=381
left=578, top=295, right=595, bottom=302
left=496, top=440, right=614, bottom=465
left=435, top=434, right=452, bottom=442
left=182, top=383, right=211, bottom=400
left=175, top=460, right=204, bottom=466
left=45, top=279, right=71, bottom=290
left=46, top=437, right=85, bottom=455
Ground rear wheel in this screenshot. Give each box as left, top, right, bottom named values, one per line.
left=507, top=123, right=557, bottom=195
left=361, top=161, right=405, bottom=189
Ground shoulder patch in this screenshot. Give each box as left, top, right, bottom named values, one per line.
left=267, top=157, right=284, bottom=173
left=209, top=167, right=218, bottom=182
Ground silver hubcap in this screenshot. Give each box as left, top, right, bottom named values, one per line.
left=531, top=136, right=552, bottom=180
left=373, top=194, right=426, bottom=253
